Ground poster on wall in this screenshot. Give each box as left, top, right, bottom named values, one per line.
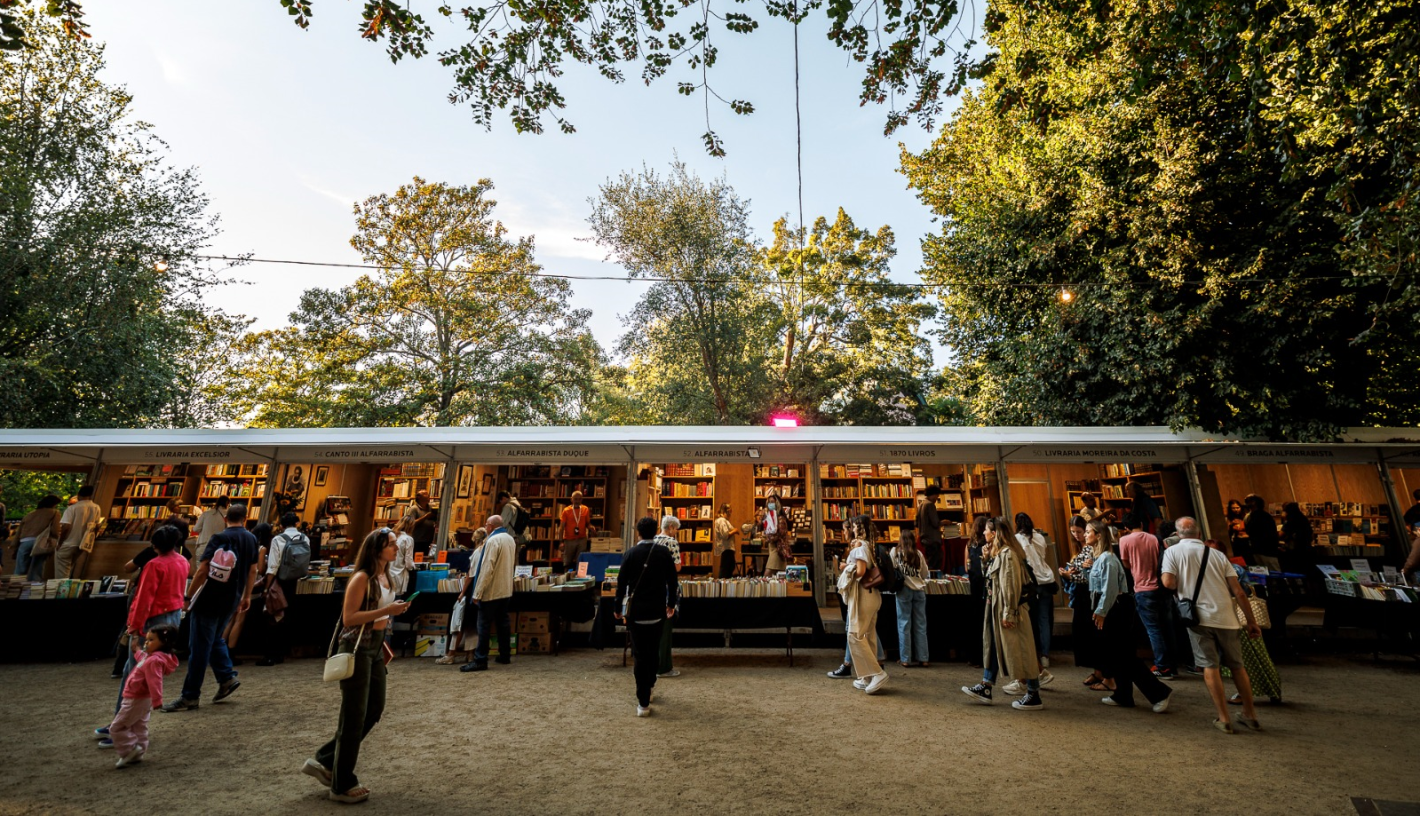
left=314, top=465, right=329, bottom=487
left=282, top=465, right=308, bottom=512
left=457, top=465, right=474, bottom=499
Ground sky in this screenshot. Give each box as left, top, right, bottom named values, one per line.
left=82, top=2, right=976, bottom=364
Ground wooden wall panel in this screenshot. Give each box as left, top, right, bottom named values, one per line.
left=1288, top=464, right=1337, bottom=504
left=714, top=462, right=757, bottom=529
left=1332, top=464, right=1387, bottom=503
left=1392, top=468, right=1420, bottom=506
left=1010, top=463, right=1049, bottom=480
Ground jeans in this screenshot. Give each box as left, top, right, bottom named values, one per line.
left=315, top=641, right=386, bottom=793
left=658, top=614, right=675, bottom=673
left=629, top=620, right=663, bottom=706
left=473, top=597, right=512, bottom=664
left=1134, top=589, right=1176, bottom=671
left=116, top=609, right=182, bottom=715
left=982, top=621, right=1040, bottom=692
left=181, top=609, right=236, bottom=702
left=1028, top=591, right=1054, bottom=657
left=14, top=538, right=46, bottom=582
left=895, top=587, right=929, bottom=663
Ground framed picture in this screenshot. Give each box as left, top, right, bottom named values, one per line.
left=480, top=473, right=494, bottom=495
left=456, top=465, right=474, bottom=499
left=314, top=465, right=329, bottom=488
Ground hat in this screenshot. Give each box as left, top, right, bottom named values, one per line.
left=923, top=485, right=943, bottom=497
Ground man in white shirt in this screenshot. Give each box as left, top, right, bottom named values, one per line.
left=1161, top=517, right=1263, bottom=734
left=55, top=485, right=101, bottom=579
left=460, top=515, right=517, bottom=672
left=258, top=511, right=310, bottom=666
left=192, top=496, right=230, bottom=573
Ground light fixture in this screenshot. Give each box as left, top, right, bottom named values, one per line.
left=771, top=415, right=799, bottom=428
left=153, top=259, right=169, bottom=272
left=1058, top=287, right=1074, bottom=303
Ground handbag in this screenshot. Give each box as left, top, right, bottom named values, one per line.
left=1175, top=545, right=1211, bottom=627
left=323, top=617, right=367, bottom=682
left=265, top=579, right=289, bottom=620
left=32, top=512, right=58, bottom=556
left=1234, top=589, right=1272, bottom=629
left=450, top=595, right=467, bottom=632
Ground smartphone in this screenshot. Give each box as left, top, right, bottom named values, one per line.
left=404, top=591, right=421, bottom=603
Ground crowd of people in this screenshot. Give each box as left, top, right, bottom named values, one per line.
left=30, top=482, right=1420, bottom=804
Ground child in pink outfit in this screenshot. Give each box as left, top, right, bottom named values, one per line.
left=106, top=625, right=179, bottom=768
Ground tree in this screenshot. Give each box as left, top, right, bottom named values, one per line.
left=6, top=0, right=980, bottom=155
left=589, top=163, right=778, bottom=424
left=759, top=211, right=937, bottom=424
left=0, top=9, right=231, bottom=429
left=232, top=177, right=601, bottom=428
left=901, top=0, right=1405, bottom=439
left=0, top=468, right=84, bottom=519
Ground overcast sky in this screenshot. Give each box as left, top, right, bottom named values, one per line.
left=83, top=2, right=973, bottom=364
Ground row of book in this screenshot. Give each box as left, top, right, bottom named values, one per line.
left=862, top=483, right=913, bottom=499
left=673, top=528, right=713, bottom=544
left=674, top=578, right=796, bottom=598
left=121, top=481, right=186, bottom=498
left=110, top=504, right=177, bottom=520
left=508, top=465, right=611, bottom=479
left=205, top=464, right=268, bottom=478
left=923, top=576, right=974, bottom=595
left=664, top=463, right=715, bottom=477
left=754, top=465, right=801, bottom=478
left=0, top=575, right=129, bottom=600
left=670, top=504, right=715, bottom=520
left=755, top=483, right=804, bottom=498
left=662, top=482, right=713, bottom=497
left=819, top=463, right=913, bottom=479
left=200, top=481, right=265, bottom=498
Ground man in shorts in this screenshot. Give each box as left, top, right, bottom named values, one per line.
left=1161, top=517, right=1263, bottom=734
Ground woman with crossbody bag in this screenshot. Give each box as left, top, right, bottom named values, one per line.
left=839, top=515, right=888, bottom=695
left=303, top=527, right=409, bottom=804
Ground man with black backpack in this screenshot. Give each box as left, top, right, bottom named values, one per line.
left=497, top=490, right=531, bottom=556
left=258, top=511, right=311, bottom=667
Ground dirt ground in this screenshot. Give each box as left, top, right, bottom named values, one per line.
left=2, top=647, right=1417, bottom=815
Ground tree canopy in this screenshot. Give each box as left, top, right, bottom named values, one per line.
left=901, top=0, right=1417, bottom=439
left=231, top=177, right=602, bottom=428
left=0, top=10, right=233, bottom=429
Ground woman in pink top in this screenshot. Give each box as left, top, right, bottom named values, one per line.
left=101, top=624, right=180, bottom=768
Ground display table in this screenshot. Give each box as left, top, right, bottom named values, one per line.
left=873, top=593, right=980, bottom=663
left=592, top=594, right=826, bottom=665
left=0, top=596, right=130, bottom=663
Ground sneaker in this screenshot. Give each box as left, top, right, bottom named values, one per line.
left=495, top=656, right=511, bottom=665
left=657, top=669, right=681, bottom=678
left=1152, top=693, right=1172, bottom=714
left=636, top=704, right=651, bottom=717
left=961, top=683, right=993, bottom=705
left=1235, top=716, right=1263, bottom=732
left=1101, top=696, right=1121, bottom=707
left=213, top=678, right=240, bottom=703
left=1012, top=693, right=1044, bottom=711
left=1037, top=669, right=1055, bottom=687
left=1001, top=680, right=1024, bottom=696
left=110, top=672, right=122, bottom=679
left=115, top=745, right=144, bottom=768
left=827, top=663, right=854, bottom=679
left=97, top=738, right=114, bottom=749
left=459, top=662, right=488, bottom=672
left=94, top=727, right=110, bottom=740
left=160, top=698, right=197, bottom=713
left=1039, top=656, right=1050, bottom=668
left=864, top=673, right=888, bottom=695
left=853, top=677, right=870, bottom=690
left=1213, top=718, right=1235, bottom=734
left=301, top=759, right=333, bottom=787
left=1183, top=665, right=1204, bottom=676
left=256, top=658, right=282, bottom=667
left=1153, top=668, right=1178, bottom=680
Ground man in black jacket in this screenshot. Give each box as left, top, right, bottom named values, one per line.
left=616, top=516, right=680, bottom=717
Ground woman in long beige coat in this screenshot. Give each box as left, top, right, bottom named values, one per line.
left=961, top=516, right=1043, bottom=710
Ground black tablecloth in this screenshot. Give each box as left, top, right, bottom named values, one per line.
left=0, top=597, right=130, bottom=663
left=873, top=593, right=980, bottom=662
left=405, top=584, right=598, bottom=622
left=592, top=595, right=825, bottom=649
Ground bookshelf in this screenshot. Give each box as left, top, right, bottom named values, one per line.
left=967, top=464, right=1001, bottom=521
left=199, top=464, right=269, bottom=512
left=915, top=470, right=968, bottom=539
left=754, top=463, right=812, bottom=561
left=655, top=463, right=716, bottom=573
left=373, top=463, right=444, bottom=523
left=1297, top=502, right=1391, bottom=558
left=104, top=463, right=194, bottom=540
left=1064, top=464, right=1181, bottom=523
left=504, top=465, right=614, bottom=565
left=817, top=461, right=917, bottom=545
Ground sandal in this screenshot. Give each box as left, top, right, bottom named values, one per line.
left=434, top=655, right=456, bottom=665
left=329, top=786, right=370, bottom=804
left=1082, top=673, right=1102, bottom=687
left=900, top=661, right=911, bottom=668
left=1087, top=681, right=1115, bottom=692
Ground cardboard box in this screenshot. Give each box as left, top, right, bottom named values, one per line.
left=590, top=537, right=623, bottom=553
left=519, top=632, right=552, bottom=654
left=414, top=635, right=448, bottom=657
left=516, top=612, right=550, bottom=634
left=417, top=613, right=450, bottom=635
left=486, top=634, right=517, bottom=656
